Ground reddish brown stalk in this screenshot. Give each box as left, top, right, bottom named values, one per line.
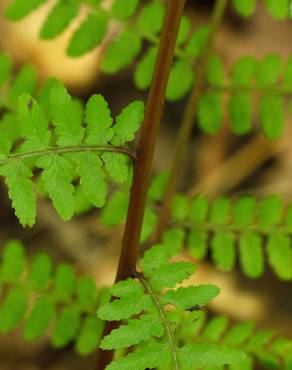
left=96, top=0, right=186, bottom=368
left=152, top=0, right=228, bottom=243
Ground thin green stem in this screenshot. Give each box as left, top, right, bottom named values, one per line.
left=0, top=145, right=136, bottom=165
left=152, top=0, right=228, bottom=244
left=181, top=220, right=292, bottom=237
left=133, top=271, right=179, bottom=370
left=209, top=84, right=292, bottom=96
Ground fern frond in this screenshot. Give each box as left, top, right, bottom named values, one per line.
left=201, top=54, right=292, bottom=139
left=186, top=314, right=292, bottom=370
left=0, top=76, right=144, bottom=226
left=102, top=172, right=292, bottom=281
left=0, top=240, right=109, bottom=354
left=98, top=243, right=246, bottom=370
left=0, top=239, right=291, bottom=368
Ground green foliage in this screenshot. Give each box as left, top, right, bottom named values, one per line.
left=98, top=243, right=245, bottom=370
left=197, top=314, right=292, bottom=369
left=0, top=73, right=144, bottom=226
left=198, top=54, right=292, bottom=139
left=0, top=240, right=107, bottom=354
left=0, top=1, right=201, bottom=101
left=0, top=238, right=291, bottom=368
left=2, top=2, right=292, bottom=369
left=232, top=0, right=290, bottom=19
left=102, top=184, right=292, bottom=281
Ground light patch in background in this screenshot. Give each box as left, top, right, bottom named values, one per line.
left=0, top=0, right=116, bottom=90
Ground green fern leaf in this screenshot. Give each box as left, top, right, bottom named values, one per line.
left=111, top=0, right=139, bottom=20
left=232, top=0, right=257, bottom=16
left=52, top=306, right=81, bottom=348
left=166, top=61, right=194, bottom=101
left=77, top=276, right=97, bottom=309
left=171, top=194, right=188, bottom=222
left=101, top=190, right=129, bottom=226
left=177, top=16, right=191, bottom=45
left=246, top=330, right=274, bottom=350
left=101, top=31, right=141, bottom=74
left=110, top=278, right=144, bottom=297
left=67, top=12, right=108, bottom=57
left=0, top=131, right=12, bottom=158
left=5, top=0, right=47, bottom=20
left=106, top=342, right=170, bottom=370
left=0, top=287, right=28, bottom=333
left=239, top=232, right=264, bottom=279
left=256, top=54, right=281, bottom=87
left=224, top=321, right=254, bottom=346
left=134, top=47, right=157, bottom=90
left=37, top=154, right=75, bottom=220
left=202, top=315, right=229, bottom=341
left=210, top=197, right=230, bottom=224
left=259, top=95, right=284, bottom=139
left=137, top=1, right=165, bottom=35
left=17, top=94, right=51, bottom=151
left=53, top=264, right=76, bottom=302
left=232, top=196, right=255, bottom=228
left=85, top=94, right=114, bottom=145
left=141, top=206, right=158, bottom=243
left=98, top=293, right=153, bottom=321
left=1, top=113, right=20, bottom=142
left=212, top=232, right=236, bottom=272
left=231, top=56, right=257, bottom=86
left=141, top=244, right=170, bottom=274
left=9, top=65, right=37, bottom=103
left=23, top=297, right=56, bottom=341
left=75, top=316, right=104, bottom=355
left=1, top=240, right=25, bottom=283
left=100, top=315, right=164, bottom=350
left=207, top=55, right=224, bottom=86
left=258, top=195, right=283, bottom=228
left=162, top=227, right=185, bottom=255
left=267, top=232, right=292, bottom=280
left=40, top=0, right=79, bottom=39
left=77, top=153, right=107, bottom=207
left=187, top=230, right=208, bottom=260
left=148, top=171, right=169, bottom=202
left=188, top=195, right=208, bottom=223
left=162, top=285, right=220, bottom=310
left=29, top=253, right=52, bottom=290
left=179, top=343, right=246, bottom=369
left=198, top=93, right=223, bottom=134
left=264, top=0, right=289, bottom=19
left=102, top=152, right=129, bottom=183
left=148, top=262, right=196, bottom=290
left=50, top=82, right=84, bottom=146
left=229, top=94, right=253, bottom=135
left=0, top=161, right=36, bottom=227
left=185, top=26, right=209, bottom=59
left=111, top=100, right=144, bottom=146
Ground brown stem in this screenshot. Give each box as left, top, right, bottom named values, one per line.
left=152, top=0, right=228, bottom=243
left=96, top=0, right=186, bottom=368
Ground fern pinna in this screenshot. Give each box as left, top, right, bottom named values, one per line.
left=0, top=75, right=143, bottom=226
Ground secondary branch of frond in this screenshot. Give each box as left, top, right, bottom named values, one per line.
left=207, top=84, right=292, bottom=96
left=133, top=271, right=179, bottom=370
left=0, top=145, right=136, bottom=164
